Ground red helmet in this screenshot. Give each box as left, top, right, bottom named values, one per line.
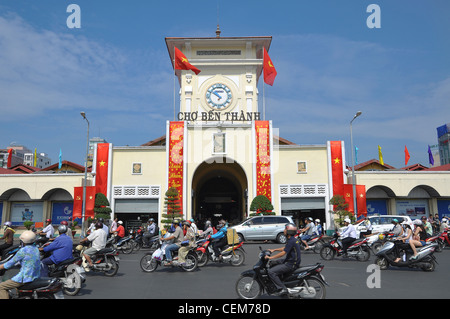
left=61, top=221, right=68, bottom=226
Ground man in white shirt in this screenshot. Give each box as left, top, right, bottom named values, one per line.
left=39, top=219, right=55, bottom=240
left=338, top=218, right=357, bottom=256
left=80, top=222, right=107, bottom=269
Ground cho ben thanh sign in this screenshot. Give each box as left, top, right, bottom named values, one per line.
left=178, top=111, right=261, bottom=122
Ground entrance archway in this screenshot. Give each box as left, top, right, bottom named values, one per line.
left=192, top=158, right=248, bottom=227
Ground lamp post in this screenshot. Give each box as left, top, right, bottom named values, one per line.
left=80, top=111, right=90, bottom=237
left=350, top=111, right=362, bottom=220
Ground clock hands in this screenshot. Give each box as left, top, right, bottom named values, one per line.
left=212, top=91, right=222, bottom=100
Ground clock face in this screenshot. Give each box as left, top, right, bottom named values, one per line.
left=205, top=83, right=233, bottom=110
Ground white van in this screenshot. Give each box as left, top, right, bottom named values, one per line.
left=354, top=215, right=413, bottom=237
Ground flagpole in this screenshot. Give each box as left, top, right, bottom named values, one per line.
left=173, top=48, right=176, bottom=121
left=263, top=47, right=266, bottom=121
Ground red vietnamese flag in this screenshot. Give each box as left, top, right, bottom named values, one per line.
left=356, top=185, right=367, bottom=217
left=73, top=186, right=96, bottom=219
left=330, top=141, right=344, bottom=197
left=405, top=145, right=410, bottom=166
left=95, top=143, right=110, bottom=197
left=174, top=47, right=201, bottom=75
left=7, top=148, right=13, bottom=168
left=263, top=47, right=277, bottom=86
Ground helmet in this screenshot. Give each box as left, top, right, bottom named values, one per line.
left=149, top=218, right=155, bottom=222
left=58, top=225, right=68, bottom=234
left=413, top=219, right=422, bottom=226
left=378, top=233, right=386, bottom=240
left=183, top=220, right=191, bottom=227
left=392, top=219, right=399, bottom=224
left=19, top=230, right=36, bottom=244
left=4, top=221, right=12, bottom=227
left=118, top=221, right=123, bottom=225
left=344, top=218, right=351, bottom=224
left=98, top=218, right=105, bottom=223
left=205, top=220, right=211, bottom=226
left=172, top=219, right=180, bottom=225
left=285, top=223, right=297, bottom=236
left=61, top=220, right=68, bottom=226
left=95, top=222, right=103, bottom=229
left=315, top=219, right=320, bottom=223
left=46, top=219, right=52, bottom=223
left=442, top=218, right=448, bottom=223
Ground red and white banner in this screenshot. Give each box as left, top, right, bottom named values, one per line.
left=255, top=121, right=272, bottom=201
left=168, top=121, right=185, bottom=215
left=72, top=186, right=96, bottom=220
left=95, top=143, right=110, bottom=197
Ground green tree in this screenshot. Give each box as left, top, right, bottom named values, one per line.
left=329, top=195, right=353, bottom=226
left=249, top=195, right=275, bottom=216
left=93, top=192, right=112, bottom=221
left=161, top=187, right=183, bottom=229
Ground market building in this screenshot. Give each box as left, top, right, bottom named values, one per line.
left=1, top=33, right=450, bottom=234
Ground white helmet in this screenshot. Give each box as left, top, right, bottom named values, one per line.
left=19, top=230, right=36, bottom=244
left=413, top=219, right=422, bottom=226
left=344, top=218, right=351, bottom=224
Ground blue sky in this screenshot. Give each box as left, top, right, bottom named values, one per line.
left=0, top=0, right=449, bottom=168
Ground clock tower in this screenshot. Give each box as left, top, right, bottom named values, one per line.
left=166, top=35, right=272, bottom=122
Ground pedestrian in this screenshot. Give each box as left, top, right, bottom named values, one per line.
left=421, top=216, right=433, bottom=237
left=110, top=217, right=118, bottom=235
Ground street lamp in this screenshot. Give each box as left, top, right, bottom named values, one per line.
left=80, top=111, right=90, bottom=237
left=350, top=111, right=362, bottom=220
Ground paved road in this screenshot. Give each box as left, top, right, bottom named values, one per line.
left=65, top=241, right=450, bottom=300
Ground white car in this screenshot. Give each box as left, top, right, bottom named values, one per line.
left=230, top=215, right=294, bottom=244
left=340, top=215, right=414, bottom=238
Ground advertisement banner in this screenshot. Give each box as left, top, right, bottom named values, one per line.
left=396, top=199, right=428, bottom=220
left=52, top=202, right=74, bottom=224
left=437, top=199, right=450, bottom=219
left=366, top=199, right=388, bottom=216
left=168, top=121, right=184, bottom=215
left=255, top=121, right=272, bottom=201
left=10, top=202, right=43, bottom=226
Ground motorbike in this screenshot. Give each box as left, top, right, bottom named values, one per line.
left=106, top=234, right=134, bottom=254
left=374, top=239, right=438, bottom=271
left=0, top=245, right=64, bottom=299
left=40, top=242, right=86, bottom=296
left=425, top=233, right=444, bottom=252
left=129, top=227, right=144, bottom=251
left=76, top=242, right=120, bottom=276
left=367, top=231, right=395, bottom=254
left=196, top=236, right=245, bottom=267
left=139, top=233, right=198, bottom=272
left=295, top=233, right=325, bottom=253
left=320, top=233, right=371, bottom=262
left=235, top=247, right=328, bottom=299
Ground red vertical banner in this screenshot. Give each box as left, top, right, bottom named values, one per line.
left=255, top=121, right=272, bottom=201
left=168, top=121, right=184, bottom=215
left=343, top=184, right=354, bottom=213
left=330, top=141, right=344, bottom=197
left=72, top=187, right=83, bottom=219
left=356, top=185, right=367, bottom=217
left=73, top=186, right=96, bottom=219
left=95, top=143, right=110, bottom=197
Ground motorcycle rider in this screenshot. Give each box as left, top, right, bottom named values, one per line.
left=0, top=231, right=41, bottom=299
left=0, top=221, right=15, bottom=258
left=39, top=219, right=55, bottom=242
left=161, top=219, right=184, bottom=266
left=80, top=222, right=107, bottom=270
left=210, top=219, right=228, bottom=261
left=39, top=224, right=74, bottom=277
left=410, top=219, right=427, bottom=260
left=202, top=220, right=214, bottom=238
left=441, top=218, right=449, bottom=232
left=392, top=219, right=403, bottom=237
left=143, top=218, right=158, bottom=248
left=265, top=223, right=302, bottom=295
left=299, top=218, right=314, bottom=250
left=338, top=218, right=357, bottom=257
left=177, top=220, right=196, bottom=265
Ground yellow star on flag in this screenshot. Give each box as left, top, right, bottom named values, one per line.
left=99, top=160, right=106, bottom=167
left=334, top=157, right=341, bottom=164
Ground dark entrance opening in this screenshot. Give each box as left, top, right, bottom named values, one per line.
left=192, top=159, right=248, bottom=229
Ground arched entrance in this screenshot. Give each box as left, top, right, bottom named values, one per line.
left=192, top=158, right=248, bottom=227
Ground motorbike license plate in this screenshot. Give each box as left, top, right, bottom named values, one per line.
left=333, top=243, right=339, bottom=248
left=114, top=256, right=120, bottom=261
left=54, top=291, right=65, bottom=299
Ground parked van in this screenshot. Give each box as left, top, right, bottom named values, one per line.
left=231, top=215, right=294, bottom=244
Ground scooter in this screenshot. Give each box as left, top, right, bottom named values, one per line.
left=374, top=239, right=438, bottom=271
left=320, top=233, right=371, bottom=262
left=76, top=242, right=120, bottom=276
left=295, top=233, right=325, bottom=253
left=196, top=236, right=245, bottom=267
left=106, top=234, right=134, bottom=254
left=235, top=246, right=328, bottom=299
left=139, top=233, right=198, bottom=272
left=40, top=242, right=86, bottom=296
left=0, top=245, right=65, bottom=299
